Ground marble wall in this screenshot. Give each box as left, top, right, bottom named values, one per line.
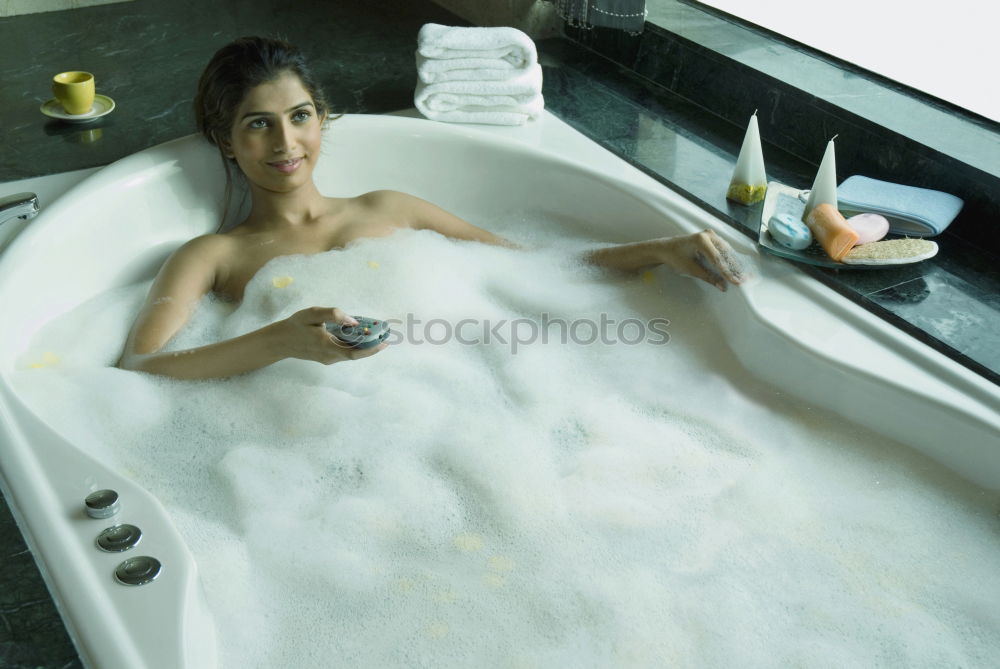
left=0, top=0, right=467, bottom=180
left=429, top=0, right=562, bottom=37
left=566, top=19, right=1000, bottom=256
left=0, top=0, right=133, bottom=18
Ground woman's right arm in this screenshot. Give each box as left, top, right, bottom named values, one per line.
left=117, top=237, right=381, bottom=379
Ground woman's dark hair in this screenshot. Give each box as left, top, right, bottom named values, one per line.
left=193, top=36, right=333, bottom=228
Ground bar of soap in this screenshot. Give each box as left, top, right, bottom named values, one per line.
left=768, top=212, right=812, bottom=250
left=846, top=213, right=890, bottom=244
left=805, top=203, right=860, bottom=262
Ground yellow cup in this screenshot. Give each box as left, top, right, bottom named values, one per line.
left=52, top=71, right=95, bottom=115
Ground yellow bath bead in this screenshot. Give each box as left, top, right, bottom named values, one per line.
left=367, top=260, right=380, bottom=269
left=484, top=572, right=506, bottom=588
left=453, top=533, right=484, bottom=552
left=487, top=555, right=515, bottom=572
left=426, top=622, right=449, bottom=639
left=433, top=588, right=458, bottom=603
left=641, top=270, right=655, bottom=283
left=271, top=276, right=294, bottom=288
left=29, top=351, right=60, bottom=369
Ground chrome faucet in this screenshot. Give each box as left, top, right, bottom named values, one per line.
left=0, top=192, right=39, bottom=226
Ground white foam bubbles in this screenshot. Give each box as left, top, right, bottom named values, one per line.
left=10, top=223, right=1000, bottom=668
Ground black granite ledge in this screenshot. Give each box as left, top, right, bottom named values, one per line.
left=569, top=1, right=1000, bottom=256
left=537, top=37, right=1000, bottom=386
left=658, top=0, right=1000, bottom=177
left=0, top=493, right=82, bottom=669
left=0, top=0, right=469, bottom=181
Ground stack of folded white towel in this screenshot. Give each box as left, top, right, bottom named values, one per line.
left=414, top=23, right=544, bottom=126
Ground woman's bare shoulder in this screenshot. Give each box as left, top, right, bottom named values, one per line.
left=157, top=233, right=239, bottom=279
left=175, top=232, right=239, bottom=257
left=352, top=190, right=506, bottom=245
left=351, top=190, right=446, bottom=226
left=353, top=189, right=418, bottom=211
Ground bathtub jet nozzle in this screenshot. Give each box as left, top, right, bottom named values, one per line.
left=84, top=489, right=120, bottom=519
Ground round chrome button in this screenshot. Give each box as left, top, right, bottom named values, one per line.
left=115, top=556, right=161, bottom=586
left=84, top=489, right=120, bottom=519
left=96, top=524, right=142, bottom=552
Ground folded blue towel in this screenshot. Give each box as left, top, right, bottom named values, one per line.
left=837, top=175, right=963, bottom=237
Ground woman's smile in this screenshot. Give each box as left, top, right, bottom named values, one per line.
left=268, top=157, right=304, bottom=174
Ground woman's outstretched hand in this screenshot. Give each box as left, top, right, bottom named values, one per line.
left=584, top=229, right=748, bottom=290
left=281, top=307, right=388, bottom=364
left=658, top=229, right=748, bottom=291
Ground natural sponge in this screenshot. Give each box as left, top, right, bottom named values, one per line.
left=842, top=238, right=938, bottom=265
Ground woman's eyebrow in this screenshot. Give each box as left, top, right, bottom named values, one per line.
left=240, top=101, right=314, bottom=121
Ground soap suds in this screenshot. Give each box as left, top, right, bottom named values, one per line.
left=12, top=223, right=1000, bottom=668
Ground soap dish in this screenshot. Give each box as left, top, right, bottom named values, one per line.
left=758, top=182, right=938, bottom=268
left=759, top=182, right=844, bottom=268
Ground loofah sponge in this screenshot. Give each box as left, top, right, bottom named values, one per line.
left=842, top=238, right=938, bottom=265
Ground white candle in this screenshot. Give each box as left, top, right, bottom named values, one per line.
left=803, top=136, right=839, bottom=219
left=727, top=112, right=768, bottom=205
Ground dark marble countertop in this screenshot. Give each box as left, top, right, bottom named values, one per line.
left=1, top=0, right=998, bottom=666
left=0, top=0, right=467, bottom=180
left=537, top=38, right=1000, bottom=385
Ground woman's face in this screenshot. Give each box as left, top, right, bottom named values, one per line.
left=226, top=71, right=324, bottom=194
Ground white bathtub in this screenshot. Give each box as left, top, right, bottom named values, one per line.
left=0, top=112, right=997, bottom=668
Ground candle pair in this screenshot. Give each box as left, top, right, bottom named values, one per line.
left=729, top=115, right=859, bottom=261
left=726, top=113, right=840, bottom=213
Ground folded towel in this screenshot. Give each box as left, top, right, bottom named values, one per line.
left=415, top=89, right=545, bottom=125
left=414, top=64, right=544, bottom=126
left=417, top=53, right=526, bottom=84
left=417, top=23, right=537, bottom=68
left=837, top=175, right=963, bottom=237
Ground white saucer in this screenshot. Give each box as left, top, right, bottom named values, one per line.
left=41, top=94, right=115, bottom=123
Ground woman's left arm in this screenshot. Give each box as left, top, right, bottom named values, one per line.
left=387, top=191, right=745, bottom=290
left=584, top=229, right=748, bottom=291
left=378, top=190, right=514, bottom=246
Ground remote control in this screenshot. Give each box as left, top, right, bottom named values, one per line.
left=326, top=316, right=391, bottom=349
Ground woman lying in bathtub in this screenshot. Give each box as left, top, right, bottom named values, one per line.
left=117, top=36, right=746, bottom=379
